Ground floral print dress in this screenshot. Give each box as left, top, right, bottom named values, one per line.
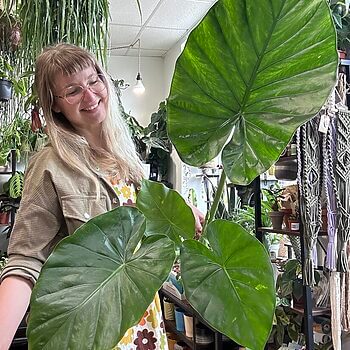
left=111, top=179, right=168, bottom=350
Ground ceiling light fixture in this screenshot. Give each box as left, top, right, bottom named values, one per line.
left=133, top=39, right=145, bottom=95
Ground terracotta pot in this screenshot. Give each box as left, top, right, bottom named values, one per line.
left=269, top=211, right=284, bottom=230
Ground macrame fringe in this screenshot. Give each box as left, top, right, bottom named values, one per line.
left=331, top=272, right=342, bottom=350
left=342, top=270, right=350, bottom=331
left=304, top=257, right=315, bottom=286
left=338, top=248, right=348, bottom=273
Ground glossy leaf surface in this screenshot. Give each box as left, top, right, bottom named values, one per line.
left=181, top=220, right=275, bottom=349
left=28, top=206, right=175, bottom=350
left=137, top=179, right=195, bottom=244
left=167, top=0, right=337, bottom=184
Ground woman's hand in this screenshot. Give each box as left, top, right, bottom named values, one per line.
left=188, top=203, right=205, bottom=237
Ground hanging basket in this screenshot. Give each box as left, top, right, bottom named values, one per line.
left=0, top=78, right=12, bottom=101
left=274, top=156, right=297, bottom=180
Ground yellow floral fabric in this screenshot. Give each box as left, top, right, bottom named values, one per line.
left=111, top=180, right=168, bottom=350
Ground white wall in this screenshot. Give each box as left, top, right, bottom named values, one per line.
left=107, top=38, right=187, bottom=191
left=107, top=55, right=166, bottom=126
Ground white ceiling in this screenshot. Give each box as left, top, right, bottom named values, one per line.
left=108, top=0, right=217, bottom=57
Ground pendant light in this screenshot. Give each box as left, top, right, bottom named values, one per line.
left=133, top=39, right=145, bottom=95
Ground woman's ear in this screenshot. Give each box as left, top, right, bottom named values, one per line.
left=52, top=102, right=61, bottom=113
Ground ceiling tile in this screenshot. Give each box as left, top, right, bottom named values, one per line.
left=126, top=47, right=167, bottom=57
left=140, top=27, right=187, bottom=50
left=107, top=48, right=128, bottom=57
left=147, top=0, right=214, bottom=30
left=108, top=25, right=140, bottom=48
left=110, top=0, right=160, bottom=26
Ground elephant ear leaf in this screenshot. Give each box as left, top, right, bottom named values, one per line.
left=180, top=220, right=275, bottom=350
left=167, top=0, right=337, bottom=184
left=137, top=179, right=195, bottom=245
left=27, top=206, right=175, bottom=350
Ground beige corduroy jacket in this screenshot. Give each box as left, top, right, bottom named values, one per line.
left=0, top=146, right=121, bottom=285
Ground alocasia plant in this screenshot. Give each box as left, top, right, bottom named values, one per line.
left=28, top=0, right=338, bottom=349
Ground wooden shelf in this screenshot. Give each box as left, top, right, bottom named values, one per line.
left=258, top=227, right=328, bottom=236
left=288, top=306, right=331, bottom=317
left=258, top=227, right=300, bottom=236
left=160, top=288, right=234, bottom=350
left=164, top=320, right=213, bottom=349
left=160, top=288, right=215, bottom=331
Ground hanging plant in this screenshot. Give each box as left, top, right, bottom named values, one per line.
left=18, top=0, right=110, bottom=68
left=0, top=9, right=21, bottom=52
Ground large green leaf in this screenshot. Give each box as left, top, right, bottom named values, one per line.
left=136, top=179, right=195, bottom=244
left=181, top=220, right=275, bottom=349
left=167, top=0, right=337, bottom=184
left=27, top=206, right=175, bottom=350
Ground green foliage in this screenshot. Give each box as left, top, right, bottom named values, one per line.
left=231, top=201, right=272, bottom=234
left=28, top=206, right=175, bottom=349
left=113, top=80, right=172, bottom=181
left=272, top=259, right=321, bottom=346
left=137, top=180, right=195, bottom=245
left=0, top=114, right=46, bottom=165
left=0, top=255, right=8, bottom=273
left=8, top=171, right=24, bottom=198
left=167, top=0, right=337, bottom=185
left=262, top=185, right=284, bottom=212
left=18, top=0, right=110, bottom=67
left=181, top=219, right=275, bottom=349
left=329, top=0, right=350, bottom=52
left=115, top=85, right=171, bottom=160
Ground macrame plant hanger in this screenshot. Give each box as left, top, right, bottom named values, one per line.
left=297, top=116, right=322, bottom=287
left=333, top=73, right=350, bottom=344
left=322, top=87, right=341, bottom=349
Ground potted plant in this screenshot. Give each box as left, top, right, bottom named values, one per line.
left=0, top=56, right=14, bottom=101
left=263, top=186, right=285, bottom=230
left=114, top=78, right=172, bottom=183
left=0, top=112, right=47, bottom=166
left=27, top=1, right=338, bottom=350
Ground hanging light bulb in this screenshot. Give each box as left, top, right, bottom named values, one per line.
left=133, top=72, right=145, bottom=95
left=133, top=39, right=145, bottom=95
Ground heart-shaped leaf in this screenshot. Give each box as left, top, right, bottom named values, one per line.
left=181, top=220, right=275, bottom=349
left=27, top=206, right=175, bottom=350
left=167, top=0, right=337, bottom=184
left=137, top=179, right=195, bottom=244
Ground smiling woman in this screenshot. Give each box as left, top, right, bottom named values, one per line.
left=0, top=44, right=170, bottom=350
left=51, top=68, right=108, bottom=142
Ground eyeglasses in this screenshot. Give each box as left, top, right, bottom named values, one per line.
left=54, top=74, right=107, bottom=104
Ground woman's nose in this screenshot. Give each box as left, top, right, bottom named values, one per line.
left=81, top=87, right=97, bottom=102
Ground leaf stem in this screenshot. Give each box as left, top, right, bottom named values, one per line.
left=202, top=169, right=227, bottom=234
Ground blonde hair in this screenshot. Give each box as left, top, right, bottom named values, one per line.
left=34, top=43, right=144, bottom=193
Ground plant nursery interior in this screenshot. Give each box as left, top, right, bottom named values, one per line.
left=1, top=1, right=350, bottom=350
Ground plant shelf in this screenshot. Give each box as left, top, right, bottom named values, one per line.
left=258, top=227, right=328, bottom=237
left=288, top=306, right=331, bottom=317
left=164, top=320, right=211, bottom=349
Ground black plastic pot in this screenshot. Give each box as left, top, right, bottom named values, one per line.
left=274, top=156, right=297, bottom=180
left=0, top=78, right=13, bottom=101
